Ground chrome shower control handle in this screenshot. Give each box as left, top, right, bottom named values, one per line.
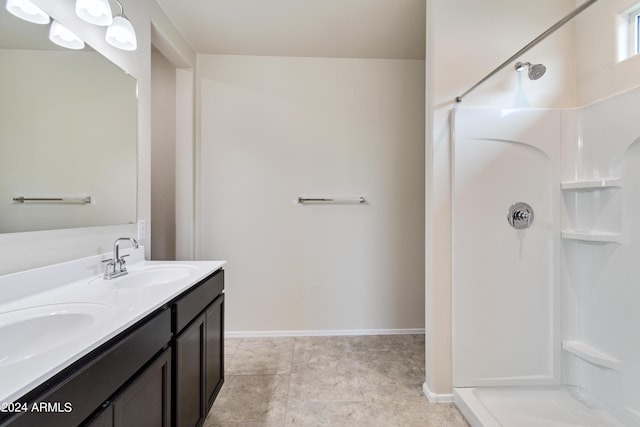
left=508, top=202, right=534, bottom=229
left=513, top=210, right=530, bottom=221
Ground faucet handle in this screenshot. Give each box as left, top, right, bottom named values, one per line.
left=102, top=258, right=117, bottom=279
left=119, top=254, right=130, bottom=272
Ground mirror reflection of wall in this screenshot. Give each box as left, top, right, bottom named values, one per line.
left=0, top=7, right=137, bottom=233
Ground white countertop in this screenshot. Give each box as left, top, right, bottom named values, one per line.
left=0, top=248, right=225, bottom=405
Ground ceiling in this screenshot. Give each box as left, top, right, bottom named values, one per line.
left=155, top=0, right=426, bottom=60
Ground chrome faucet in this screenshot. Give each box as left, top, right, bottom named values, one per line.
left=103, top=237, right=139, bottom=279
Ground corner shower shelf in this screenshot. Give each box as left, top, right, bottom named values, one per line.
left=561, top=177, right=622, bottom=190
left=561, top=231, right=622, bottom=244
left=562, top=340, right=620, bottom=370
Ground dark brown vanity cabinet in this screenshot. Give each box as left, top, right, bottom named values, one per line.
left=87, top=348, right=172, bottom=427
left=175, top=315, right=206, bottom=427
left=173, top=270, right=224, bottom=427
left=0, top=268, right=224, bottom=427
left=0, top=308, right=172, bottom=427
left=111, top=349, right=171, bottom=427
left=204, top=297, right=223, bottom=409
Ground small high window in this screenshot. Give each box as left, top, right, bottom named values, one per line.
left=619, top=3, right=640, bottom=61
left=631, top=6, right=640, bottom=54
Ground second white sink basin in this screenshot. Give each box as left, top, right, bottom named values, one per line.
left=100, top=264, right=199, bottom=288
left=0, top=303, right=113, bottom=367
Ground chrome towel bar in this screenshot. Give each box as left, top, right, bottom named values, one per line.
left=13, top=196, right=92, bottom=204
left=298, top=197, right=366, bottom=204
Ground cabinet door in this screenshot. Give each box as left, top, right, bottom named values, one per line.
left=112, top=348, right=171, bottom=427
left=175, top=314, right=205, bottom=427
left=205, top=295, right=224, bottom=410
left=84, top=406, right=112, bottom=427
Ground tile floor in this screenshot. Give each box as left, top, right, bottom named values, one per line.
left=204, top=334, right=470, bottom=426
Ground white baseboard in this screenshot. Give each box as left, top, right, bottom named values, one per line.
left=423, top=382, right=454, bottom=403
left=225, top=328, right=425, bottom=338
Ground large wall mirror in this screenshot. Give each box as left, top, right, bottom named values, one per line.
left=0, top=6, right=137, bottom=233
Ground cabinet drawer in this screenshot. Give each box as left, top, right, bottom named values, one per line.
left=2, top=309, right=171, bottom=427
left=174, top=269, right=224, bottom=333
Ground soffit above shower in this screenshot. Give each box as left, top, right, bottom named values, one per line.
left=155, top=0, right=426, bottom=60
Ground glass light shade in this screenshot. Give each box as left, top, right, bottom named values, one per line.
left=75, top=0, right=112, bottom=26
left=5, top=0, right=50, bottom=24
left=49, top=20, right=85, bottom=50
left=105, top=15, right=137, bottom=51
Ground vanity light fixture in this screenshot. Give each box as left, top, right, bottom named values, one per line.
left=105, top=0, right=136, bottom=51
left=75, top=0, right=112, bottom=26
left=5, top=0, right=50, bottom=24
left=49, top=20, right=85, bottom=50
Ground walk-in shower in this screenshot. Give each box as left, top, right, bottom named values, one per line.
left=446, top=0, right=639, bottom=425
left=452, top=100, right=640, bottom=426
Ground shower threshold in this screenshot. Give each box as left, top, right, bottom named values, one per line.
left=454, top=386, right=628, bottom=427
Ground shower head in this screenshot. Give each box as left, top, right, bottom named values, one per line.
left=515, top=62, right=546, bottom=80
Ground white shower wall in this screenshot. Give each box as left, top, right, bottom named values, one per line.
left=453, top=108, right=562, bottom=387
left=426, top=0, right=578, bottom=398
left=562, top=87, right=640, bottom=425
left=453, top=86, right=640, bottom=425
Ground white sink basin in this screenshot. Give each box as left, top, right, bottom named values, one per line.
left=0, top=303, right=112, bottom=367
left=98, top=264, right=199, bottom=288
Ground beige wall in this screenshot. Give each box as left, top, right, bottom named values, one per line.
left=196, top=54, right=425, bottom=333
left=151, top=51, right=177, bottom=260
left=426, top=0, right=576, bottom=398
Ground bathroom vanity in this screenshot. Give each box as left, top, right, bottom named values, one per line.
left=0, top=250, right=225, bottom=427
